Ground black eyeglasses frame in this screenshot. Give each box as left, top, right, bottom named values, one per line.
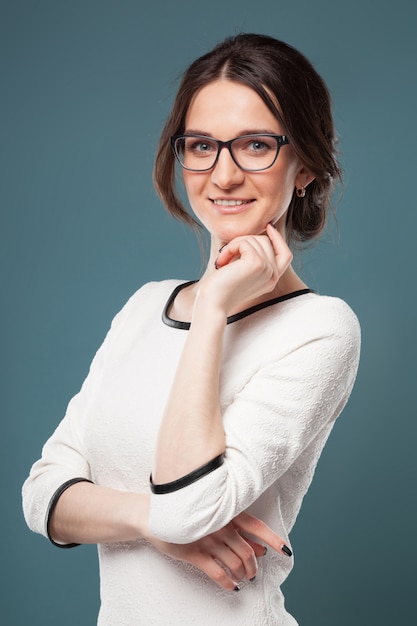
left=170, top=133, right=290, bottom=172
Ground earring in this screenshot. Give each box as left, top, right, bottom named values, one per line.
left=296, top=186, right=306, bottom=198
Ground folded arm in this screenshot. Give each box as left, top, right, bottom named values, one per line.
left=150, top=304, right=360, bottom=542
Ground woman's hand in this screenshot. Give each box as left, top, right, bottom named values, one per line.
left=200, top=224, right=293, bottom=318
left=147, top=511, right=292, bottom=591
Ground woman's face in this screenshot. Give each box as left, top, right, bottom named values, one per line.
left=182, top=79, right=311, bottom=245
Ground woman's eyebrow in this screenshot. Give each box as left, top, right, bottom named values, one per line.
left=183, top=128, right=280, bottom=137
left=183, top=129, right=212, bottom=137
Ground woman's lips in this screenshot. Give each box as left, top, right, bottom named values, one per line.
left=211, top=198, right=254, bottom=213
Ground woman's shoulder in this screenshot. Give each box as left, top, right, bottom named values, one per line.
left=305, top=292, right=359, bottom=332
left=127, top=279, right=186, bottom=307
left=107, top=279, right=186, bottom=335
left=252, top=291, right=360, bottom=359
left=284, top=291, right=361, bottom=354
left=300, top=291, right=359, bottom=323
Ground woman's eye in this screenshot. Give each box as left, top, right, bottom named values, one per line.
left=196, top=143, right=210, bottom=152
left=248, top=140, right=268, bottom=152
left=187, top=140, right=216, bottom=154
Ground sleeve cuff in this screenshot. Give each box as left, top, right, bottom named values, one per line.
left=46, top=477, right=94, bottom=548
left=150, top=454, right=224, bottom=494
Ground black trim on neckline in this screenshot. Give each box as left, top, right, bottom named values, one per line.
left=162, top=281, right=314, bottom=330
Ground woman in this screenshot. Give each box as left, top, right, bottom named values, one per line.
left=23, top=34, right=360, bottom=625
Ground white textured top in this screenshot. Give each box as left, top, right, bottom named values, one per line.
left=22, top=280, right=360, bottom=625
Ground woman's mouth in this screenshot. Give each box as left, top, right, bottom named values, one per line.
left=211, top=198, right=254, bottom=213
left=212, top=199, right=249, bottom=206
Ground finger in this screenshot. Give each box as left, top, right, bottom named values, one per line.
left=266, top=223, right=293, bottom=271
left=215, top=238, right=257, bottom=268
left=203, top=526, right=257, bottom=582
left=217, top=230, right=283, bottom=270
left=215, top=546, right=247, bottom=582
left=152, top=537, right=242, bottom=592
left=243, top=235, right=276, bottom=263
left=216, top=235, right=277, bottom=272
left=244, top=538, right=268, bottom=558
left=190, top=550, right=241, bottom=591
left=233, top=512, right=293, bottom=558
left=222, top=530, right=258, bottom=581
left=198, top=558, right=242, bottom=591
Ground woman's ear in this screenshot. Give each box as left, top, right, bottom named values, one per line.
left=295, top=167, right=315, bottom=192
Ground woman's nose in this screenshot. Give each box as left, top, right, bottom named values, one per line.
left=210, top=147, right=245, bottom=188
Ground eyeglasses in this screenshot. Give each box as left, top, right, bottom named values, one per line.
left=171, top=134, right=290, bottom=172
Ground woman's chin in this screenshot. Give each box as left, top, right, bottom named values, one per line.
left=212, top=225, right=267, bottom=244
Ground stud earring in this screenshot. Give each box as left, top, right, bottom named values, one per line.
left=296, top=186, right=306, bottom=198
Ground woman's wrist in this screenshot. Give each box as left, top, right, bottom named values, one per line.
left=50, top=483, right=151, bottom=545
left=132, top=492, right=151, bottom=541
left=192, top=282, right=229, bottom=327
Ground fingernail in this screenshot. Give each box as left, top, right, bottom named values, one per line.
left=214, top=259, right=219, bottom=270
left=219, top=244, right=227, bottom=253
left=249, top=576, right=256, bottom=582
left=282, top=544, right=292, bottom=557
left=234, top=584, right=241, bottom=592
left=263, top=547, right=268, bottom=556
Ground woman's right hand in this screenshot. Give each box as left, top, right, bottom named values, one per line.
left=198, top=224, right=293, bottom=320
left=146, top=511, right=292, bottom=591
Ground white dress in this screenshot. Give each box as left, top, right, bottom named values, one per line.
left=22, top=280, right=360, bottom=625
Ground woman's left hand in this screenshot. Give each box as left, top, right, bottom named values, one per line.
left=146, top=511, right=291, bottom=591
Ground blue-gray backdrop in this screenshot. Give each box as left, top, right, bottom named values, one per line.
left=1, top=0, right=416, bottom=624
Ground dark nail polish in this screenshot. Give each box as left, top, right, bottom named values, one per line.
left=263, top=547, right=268, bottom=556
left=214, top=259, right=219, bottom=270
left=249, top=576, right=256, bottom=582
left=282, top=544, right=292, bottom=557
left=234, top=585, right=241, bottom=592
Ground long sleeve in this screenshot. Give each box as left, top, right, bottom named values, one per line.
left=21, top=285, right=150, bottom=540
left=148, top=295, right=360, bottom=543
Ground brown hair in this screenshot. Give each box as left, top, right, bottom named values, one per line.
left=153, top=33, right=341, bottom=246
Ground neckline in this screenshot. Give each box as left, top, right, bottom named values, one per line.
left=162, top=280, right=314, bottom=330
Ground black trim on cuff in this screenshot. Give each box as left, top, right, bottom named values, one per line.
left=150, top=454, right=224, bottom=494
left=46, top=477, right=94, bottom=548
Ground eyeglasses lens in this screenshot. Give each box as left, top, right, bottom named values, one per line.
left=174, top=135, right=281, bottom=172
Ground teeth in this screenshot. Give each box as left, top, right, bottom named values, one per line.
left=213, top=199, right=248, bottom=206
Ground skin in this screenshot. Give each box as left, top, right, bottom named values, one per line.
left=50, top=78, right=313, bottom=592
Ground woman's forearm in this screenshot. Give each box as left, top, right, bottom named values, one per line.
left=152, top=228, right=292, bottom=486
left=152, top=292, right=227, bottom=484
left=49, top=481, right=150, bottom=545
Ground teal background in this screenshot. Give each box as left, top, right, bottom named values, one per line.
left=1, top=0, right=416, bottom=624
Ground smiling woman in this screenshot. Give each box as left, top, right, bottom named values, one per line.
left=178, top=80, right=313, bottom=251
left=154, top=34, right=342, bottom=246
left=22, top=33, right=360, bottom=626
